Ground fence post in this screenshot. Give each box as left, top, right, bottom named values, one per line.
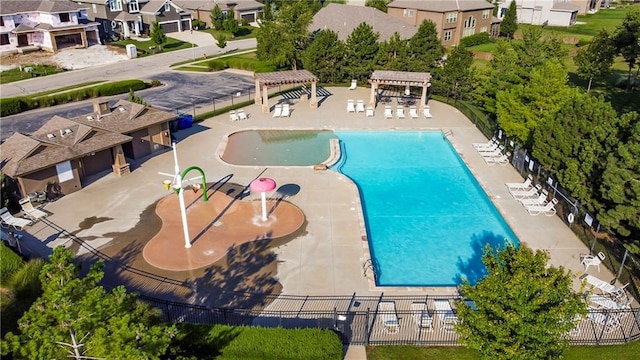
left=212, top=97, right=215, bottom=111
left=590, top=223, right=601, bottom=253
left=365, top=308, right=370, bottom=346
left=614, top=248, right=629, bottom=284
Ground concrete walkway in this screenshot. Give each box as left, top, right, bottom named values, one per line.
left=167, top=30, right=220, bottom=47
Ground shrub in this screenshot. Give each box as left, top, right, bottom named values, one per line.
left=576, top=38, right=591, bottom=47
left=0, top=98, right=26, bottom=117
left=0, top=242, right=23, bottom=286
left=150, top=79, right=162, bottom=87
left=207, top=60, right=228, bottom=71
left=460, top=32, right=494, bottom=48
left=192, top=19, right=206, bottom=30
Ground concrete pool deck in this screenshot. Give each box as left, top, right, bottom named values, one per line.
left=17, top=86, right=614, bottom=306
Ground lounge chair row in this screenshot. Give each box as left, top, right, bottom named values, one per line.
left=229, top=109, right=248, bottom=122
left=383, top=105, right=431, bottom=119
left=474, top=138, right=510, bottom=166
left=377, top=299, right=460, bottom=334
left=505, top=178, right=558, bottom=216
left=272, top=104, right=291, bottom=118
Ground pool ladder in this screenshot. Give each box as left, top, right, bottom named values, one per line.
left=443, top=129, right=453, bottom=139
left=362, top=258, right=376, bottom=281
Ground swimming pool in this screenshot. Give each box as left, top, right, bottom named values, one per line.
left=334, top=131, right=519, bottom=286
left=221, top=130, right=337, bottom=166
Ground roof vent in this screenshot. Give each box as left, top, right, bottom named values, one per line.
left=118, top=106, right=126, bottom=113
left=87, top=115, right=94, bottom=121
left=64, top=128, right=73, bottom=135
left=47, top=133, right=56, bottom=140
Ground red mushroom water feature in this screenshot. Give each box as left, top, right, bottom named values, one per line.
left=250, top=177, right=276, bottom=221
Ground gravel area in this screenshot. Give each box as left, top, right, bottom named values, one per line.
left=0, top=44, right=129, bottom=71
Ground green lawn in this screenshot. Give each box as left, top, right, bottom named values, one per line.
left=367, top=341, right=640, bottom=360
left=0, top=64, right=64, bottom=84
left=201, top=26, right=256, bottom=41
left=534, top=6, right=634, bottom=37
left=111, top=37, right=192, bottom=57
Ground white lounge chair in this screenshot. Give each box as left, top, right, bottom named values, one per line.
left=409, top=106, right=419, bottom=119
left=366, top=106, right=374, bottom=117
left=506, top=175, right=534, bottom=191
left=237, top=109, right=247, bottom=120
left=411, top=302, right=433, bottom=331
left=517, top=190, right=549, bottom=207
left=433, top=299, right=458, bottom=331
left=229, top=110, right=239, bottom=122
left=355, top=100, right=365, bottom=113
left=423, top=107, right=432, bottom=118
left=0, top=207, right=33, bottom=231
left=484, top=152, right=510, bottom=166
left=473, top=137, right=498, bottom=149
left=511, top=184, right=542, bottom=199
left=19, top=198, right=48, bottom=221
left=526, top=198, right=558, bottom=216
left=348, top=79, right=357, bottom=90
left=384, top=106, right=393, bottom=119
left=347, top=99, right=356, bottom=113
left=581, top=252, right=606, bottom=272
left=378, top=301, right=399, bottom=334
left=273, top=105, right=282, bottom=118
left=396, top=106, right=405, bottom=119
left=478, top=145, right=504, bottom=157
left=281, top=103, right=291, bottom=117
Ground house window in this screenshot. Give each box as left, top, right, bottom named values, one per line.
left=164, top=2, right=171, bottom=12
left=403, top=9, right=415, bottom=17
left=483, top=10, right=490, bottom=19
left=109, top=0, right=122, bottom=12
left=0, top=16, right=4, bottom=27
left=129, top=0, right=139, bottom=13
left=445, top=12, right=457, bottom=23
left=0, top=34, right=9, bottom=45
left=444, top=30, right=452, bottom=41
left=59, top=13, right=70, bottom=23
left=463, top=16, right=476, bottom=37
left=481, top=26, right=488, bottom=33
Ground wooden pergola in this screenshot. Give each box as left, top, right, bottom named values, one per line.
left=368, top=70, right=432, bottom=112
left=254, top=70, right=319, bottom=113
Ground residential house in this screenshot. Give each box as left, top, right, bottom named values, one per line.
left=74, top=0, right=192, bottom=41
left=309, top=3, right=418, bottom=42
left=497, top=0, right=584, bottom=27
left=387, top=0, right=501, bottom=46
left=0, top=0, right=100, bottom=54
left=174, top=0, right=264, bottom=28
left=0, top=100, right=176, bottom=198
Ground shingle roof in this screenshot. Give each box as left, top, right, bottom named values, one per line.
left=255, top=70, right=318, bottom=86
left=310, top=3, right=417, bottom=42
left=388, top=0, right=493, bottom=13
left=0, top=100, right=177, bottom=178
left=174, top=0, right=264, bottom=11
left=0, top=0, right=86, bottom=16
left=552, top=3, right=581, bottom=11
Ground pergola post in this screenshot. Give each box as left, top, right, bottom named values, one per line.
left=420, top=84, right=428, bottom=113
left=310, top=81, right=317, bottom=108
left=369, top=82, right=378, bottom=108
left=254, top=79, right=261, bottom=105
left=368, top=70, right=432, bottom=112
left=262, top=84, right=269, bottom=113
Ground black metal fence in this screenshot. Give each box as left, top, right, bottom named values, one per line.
left=138, top=293, right=640, bottom=346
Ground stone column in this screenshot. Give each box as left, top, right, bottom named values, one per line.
left=262, top=84, right=269, bottom=113
left=369, top=82, right=377, bottom=108
left=310, top=81, right=317, bottom=108
left=254, top=79, right=261, bottom=105
left=420, top=83, right=428, bottom=113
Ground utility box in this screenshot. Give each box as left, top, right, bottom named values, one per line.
left=126, top=44, right=137, bottom=59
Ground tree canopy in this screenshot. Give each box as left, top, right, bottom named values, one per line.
left=210, top=4, right=224, bottom=30
left=407, top=20, right=445, bottom=72
left=500, top=0, right=517, bottom=38
left=375, top=32, right=409, bottom=71
left=3, top=247, right=175, bottom=359
left=150, top=21, right=166, bottom=51
left=343, top=22, right=380, bottom=81
left=302, top=29, right=345, bottom=83
left=365, top=0, right=388, bottom=13
left=575, top=29, right=616, bottom=92
left=614, top=6, right=640, bottom=90
left=457, top=244, right=586, bottom=360
left=436, top=45, right=475, bottom=101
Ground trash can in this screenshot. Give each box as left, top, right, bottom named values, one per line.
left=178, top=114, right=193, bottom=130
left=126, top=44, right=137, bottom=59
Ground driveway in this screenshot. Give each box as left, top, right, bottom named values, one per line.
left=167, top=30, right=219, bottom=47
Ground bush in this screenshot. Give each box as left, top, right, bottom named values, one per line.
left=0, top=242, right=23, bottom=286
left=150, top=79, right=162, bottom=87
left=460, top=32, right=494, bottom=48
left=576, top=38, right=591, bottom=47
left=207, top=60, right=228, bottom=71
left=167, top=324, right=343, bottom=360
left=0, top=98, right=26, bottom=117
left=192, top=19, right=206, bottom=30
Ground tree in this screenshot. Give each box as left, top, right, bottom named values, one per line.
left=128, top=89, right=147, bottom=105
left=255, top=1, right=313, bottom=70
left=375, top=32, right=410, bottom=71
left=614, top=6, right=640, bottom=91
left=302, top=29, right=345, bottom=83
left=150, top=21, right=166, bottom=51
left=210, top=4, right=224, bottom=30
left=224, top=16, right=239, bottom=36
left=437, top=45, right=475, bottom=101
left=500, top=0, right=517, bottom=38
left=365, top=0, right=388, bottom=12
left=344, top=22, right=379, bottom=82
left=496, top=59, right=571, bottom=145
left=3, top=246, right=175, bottom=359
left=598, top=112, right=640, bottom=244
left=407, top=20, right=444, bottom=72
left=575, top=29, right=616, bottom=92
left=216, top=34, right=227, bottom=49
left=457, top=244, right=586, bottom=360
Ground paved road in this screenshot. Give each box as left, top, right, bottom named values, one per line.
left=0, top=38, right=257, bottom=140
left=0, top=38, right=256, bottom=97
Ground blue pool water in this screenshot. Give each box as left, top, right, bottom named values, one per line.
left=334, top=131, right=519, bottom=286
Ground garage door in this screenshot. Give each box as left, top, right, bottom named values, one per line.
left=160, top=22, right=179, bottom=33
left=241, top=13, right=255, bottom=23
left=181, top=19, right=191, bottom=31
